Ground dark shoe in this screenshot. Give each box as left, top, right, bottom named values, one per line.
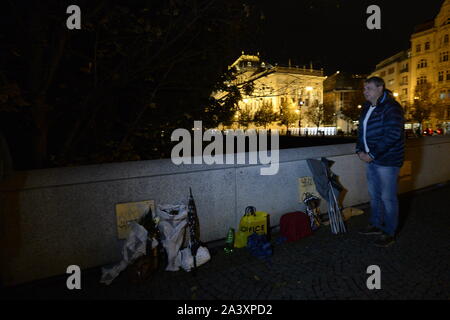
left=358, top=225, right=383, bottom=235
left=374, top=234, right=395, bottom=247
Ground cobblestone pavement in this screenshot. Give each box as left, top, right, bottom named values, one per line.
left=2, top=184, right=449, bottom=300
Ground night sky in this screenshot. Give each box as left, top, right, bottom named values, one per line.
left=247, top=0, right=444, bottom=75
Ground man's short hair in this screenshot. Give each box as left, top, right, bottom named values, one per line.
left=365, top=76, right=385, bottom=89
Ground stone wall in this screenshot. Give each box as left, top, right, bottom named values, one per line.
left=1, top=136, right=450, bottom=286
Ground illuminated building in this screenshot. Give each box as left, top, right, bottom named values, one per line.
left=214, top=53, right=326, bottom=133
left=370, top=0, right=450, bottom=130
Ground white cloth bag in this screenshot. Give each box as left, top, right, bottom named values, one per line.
left=176, top=246, right=211, bottom=272
left=156, top=204, right=188, bottom=271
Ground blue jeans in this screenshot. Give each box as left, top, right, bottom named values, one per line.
left=366, top=162, right=400, bottom=236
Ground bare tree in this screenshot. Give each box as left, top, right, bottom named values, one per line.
left=411, top=83, right=434, bottom=132
left=254, top=101, right=277, bottom=129
left=305, top=101, right=333, bottom=133
left=278, top=99, right=299, bottom=133
left=340, top=92, right=365, bottom=121
left=339, top=92, right=365, bottom=133
left=238, top=104, right=253, bottom=129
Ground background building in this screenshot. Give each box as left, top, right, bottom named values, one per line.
left=323, top=71, right=366, bottom=133
left=370, top=0, right=450, bottom=131
left=215, top=53, right=327, bottom=133
left=370, top=50, right=411, bottom=107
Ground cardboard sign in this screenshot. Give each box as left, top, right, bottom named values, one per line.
left=116, top=200, right=155, bottom=239
left=298, top=176, right=320, bottom=202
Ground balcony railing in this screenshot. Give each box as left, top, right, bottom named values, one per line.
left=274, top=66, right=324, bottom=77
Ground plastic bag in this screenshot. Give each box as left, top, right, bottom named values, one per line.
left=235, top=206, right=269, bottom=248
left=100, top=222, right=150, bottom=285
left=176, top=246, right=211, bottom=272
left=247, top=233, right=272, bottom=260
left=156, top=204, right=188, bottom=271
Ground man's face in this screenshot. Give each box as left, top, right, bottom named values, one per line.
left=363, top=82, right=384, bottom=104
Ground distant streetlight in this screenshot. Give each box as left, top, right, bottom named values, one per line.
left=393, top=92, right=399, bottom=97
left=357, top=105, right=362, bottom=109
left=306, top=86, right=313, bottom=91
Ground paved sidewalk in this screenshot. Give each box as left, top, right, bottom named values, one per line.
left=2, top=184, right=449, bottom=300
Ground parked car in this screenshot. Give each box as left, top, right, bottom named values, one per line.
left=422, top=128, right=433, bottom=136
left=421, top=128, right=444, bottom=136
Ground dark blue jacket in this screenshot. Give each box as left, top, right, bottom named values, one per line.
left=356, top=90, right=405, bottom=167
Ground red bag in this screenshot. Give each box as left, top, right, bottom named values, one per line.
left=280, top=211, right=312, bottom=242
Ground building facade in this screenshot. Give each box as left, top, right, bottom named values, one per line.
left=370, top=0, right=450, bottom=130
left=323, top=71, right=366, bottom=133
left=370, top=50, right=411, bottom=107
left=214, top=53, right=327, bottom=133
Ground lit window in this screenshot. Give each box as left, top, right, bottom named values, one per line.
left=402, top=76, right=408, bottom=85
left=440, top=91, right=446, bottom=99
left=401, top=63, right=409, bottom=72
left=417, top=76, right=427, bottom=85
left=417, top=59, right=427, bottom=68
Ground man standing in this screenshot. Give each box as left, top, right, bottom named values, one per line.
left=356, top=77, right=405, bottom=247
